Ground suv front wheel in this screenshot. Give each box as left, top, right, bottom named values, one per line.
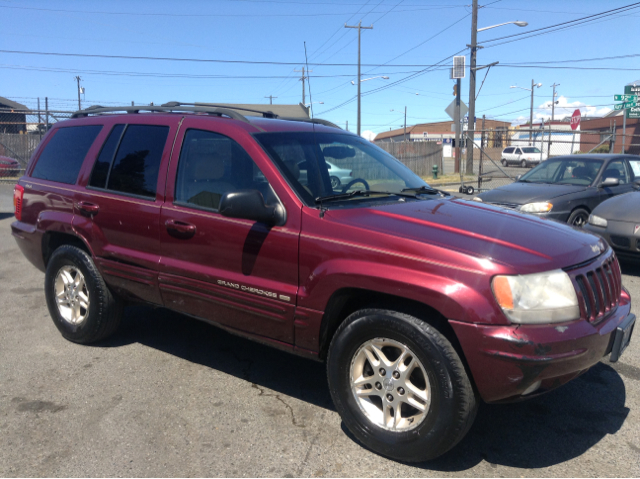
left=327, top=309, right=477, bottom=462
left=44, top=245, right=123, bottom=344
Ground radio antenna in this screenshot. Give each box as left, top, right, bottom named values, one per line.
left=304, top=42, right=326, bottom=218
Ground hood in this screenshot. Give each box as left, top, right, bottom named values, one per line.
left=327, top=197, right=605, bottom=273
left=593, top=191, right=640, bottom=222
left=478, top=182, right=588, bottom=205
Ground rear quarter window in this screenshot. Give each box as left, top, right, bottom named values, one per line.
left=503, top=148, right=514, bottom=154
left=31, top=125, right=102, bottom=184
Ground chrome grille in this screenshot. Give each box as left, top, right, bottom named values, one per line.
left=571, top=253, right=621, bottom=324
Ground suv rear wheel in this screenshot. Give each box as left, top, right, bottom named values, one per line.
left=45, top=245, right=123, bottom=344
left=327, top=309, right=477, bottom=462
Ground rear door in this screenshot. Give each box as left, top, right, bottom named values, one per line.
left=158, top=118, right=301, bottom=344
left=73, top=116, right=180, bottom=305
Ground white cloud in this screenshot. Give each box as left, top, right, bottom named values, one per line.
left=512, top=96, right=612, bottom=125
left=361, top=130, right=377, bottom=141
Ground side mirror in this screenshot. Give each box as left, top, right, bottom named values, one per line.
left=599, top=177, right=620, bottom=188
left=219, top=189, right=286, bottom=226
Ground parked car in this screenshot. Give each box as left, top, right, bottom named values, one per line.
left=325, top=161, right=353, bottom=189
left=0, top=156, right=20, bottom=177
left=476, top=154, right=640, bottom=227
left=501, top=146, right=547, bottom=167
left=584, top=184, right=640, bottom=261
left=11, top=103, right=635, bottom=463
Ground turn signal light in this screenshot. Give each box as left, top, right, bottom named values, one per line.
left=13, top=184, right=24, bottom=221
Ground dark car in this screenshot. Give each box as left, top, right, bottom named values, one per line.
left=584, top=183, right=640, bottom=261
left=476, top=154, right=640, bottom=227
left=0, top=155, right=20, bottom=178
left=11, top=103, right=635, bottom=463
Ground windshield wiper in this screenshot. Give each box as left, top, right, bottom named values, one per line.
left=315, top=189, right=417, bottom=204
left=401, top=185, right=451, bottom=196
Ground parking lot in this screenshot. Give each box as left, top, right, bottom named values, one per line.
left=0, top=182, right=639, bottom=477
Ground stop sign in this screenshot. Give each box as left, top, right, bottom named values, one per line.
left=571, top=109, right=581, bottom=130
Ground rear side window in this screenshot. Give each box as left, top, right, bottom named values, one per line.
left=89, top=124, right=125, bottom=188
left=88, top=124, right=169, bottom=198
left=503, top=147, right=514, bottom=154
left=32, top=125, right=102, bottom=184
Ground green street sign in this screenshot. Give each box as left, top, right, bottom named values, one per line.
left=625, top=85, right=640, bottom=95
left=627, top=109, right=640, bottom=119
left=614, top=94, right=637, bottom=101
left=615, top=102, right=639, bottom=110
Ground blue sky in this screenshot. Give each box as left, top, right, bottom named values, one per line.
left=2, top=0, right=638, bottom=138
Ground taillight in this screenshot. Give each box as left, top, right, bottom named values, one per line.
left=13, top=184, right=24, bottom=221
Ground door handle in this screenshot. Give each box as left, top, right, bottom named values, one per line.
left=76, top=201, right=100, bottom=216
left=165, top=219, right=197, bottom=237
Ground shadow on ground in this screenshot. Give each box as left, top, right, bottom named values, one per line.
left=101, top=305, right=629, bottom=471
left=0, top=213, right=15, bottom=221
left=620, top=259, right=640, bottom=277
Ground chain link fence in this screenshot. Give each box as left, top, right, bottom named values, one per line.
left=463, top=127, right=640, bottom=193
left=0, top=109, right=74, bottom=183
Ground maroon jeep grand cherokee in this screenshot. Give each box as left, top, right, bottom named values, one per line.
left=11, top=103, right=635, bottom=462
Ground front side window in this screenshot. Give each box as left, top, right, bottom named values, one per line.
left=32, top=125, right=102, bottom=184
left=602, top=160, right=629, bottom=184
left=254, top=131, right=427, bottom=205
left=520, top=158, right=604, bottom=186
left=175, top=129, right=277, bottom=211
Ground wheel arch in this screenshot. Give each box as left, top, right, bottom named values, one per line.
left=317, top=287, right=476, bottom=392
left=42, top=231, right=92, bottom=267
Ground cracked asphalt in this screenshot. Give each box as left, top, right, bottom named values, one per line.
left=1, top=183, right=639, bottom=477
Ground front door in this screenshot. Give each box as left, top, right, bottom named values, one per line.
left=158, top=120, right=301, bottom=344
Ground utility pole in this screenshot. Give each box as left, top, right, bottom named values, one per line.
left=294, top=68, right=311, bottom=105
left=529, top=78, right=536, bottom=145
left=455, top=77, right=462, bottom=173
left=345, top=21, right=373, bottom=136
left=75, top=76, right=82, bottom=110
left=403, top=106, right=407, bottom=142
left=264, top=95, right=277, bottom=105
left=346, top=120, right=349, bottom=131
left=466, top=0, right=479, bottom=176
left=550, top=83, right=560, bottom=121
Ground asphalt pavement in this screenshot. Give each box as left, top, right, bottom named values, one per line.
left=0, top=183, right=639, bottom=477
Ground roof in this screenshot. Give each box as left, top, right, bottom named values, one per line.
left=0, top=96, right=28, bottom=110
left=195, top=102, right=310, bottom=119
left=375, top=119, right=512, bottom=141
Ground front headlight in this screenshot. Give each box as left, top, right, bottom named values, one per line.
left=492, top=270, right=579, bottom=324
left=520, top=202, right=553, bottom=213
left=588, top=214, right=608, bottom=228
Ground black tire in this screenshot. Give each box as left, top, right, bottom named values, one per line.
left=44, top=245, right=123, bottom=344
left=567, top=208, right=589, bottom=228
left=521, top=159, right=527, bottom=168
left=327, top=309, right=477, bottom=462
left=330, top=176, right=341, bottom=189
left=501, top=159, right=507, bottom=167
left=465, top=186, right=475, bottom=195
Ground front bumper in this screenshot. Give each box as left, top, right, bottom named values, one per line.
left=585, top=221, right=640, bottom=261
left=450, top=288, right=633, bottom=403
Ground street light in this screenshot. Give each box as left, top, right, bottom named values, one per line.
left=466, top=0, right=528, bottom=174
left=511, top=82, right=542, bottom=144
left=351, top=76, right=389, bottom=85
left=477, top=20, right=528, bottom=32
left=304, top=102, right=324, bottom=107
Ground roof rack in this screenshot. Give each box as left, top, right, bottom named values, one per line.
left=71, top=104, right=253, bottom=123
left=279, top=117, right=342, bottom=130
left=71, top=102, right=341, bottom=130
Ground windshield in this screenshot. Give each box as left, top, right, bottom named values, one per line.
left=519, top=158, right=604, bottom=185
left=521, top=147, right=541, bottom=154
left=254, top=131, right=429, bottom=205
